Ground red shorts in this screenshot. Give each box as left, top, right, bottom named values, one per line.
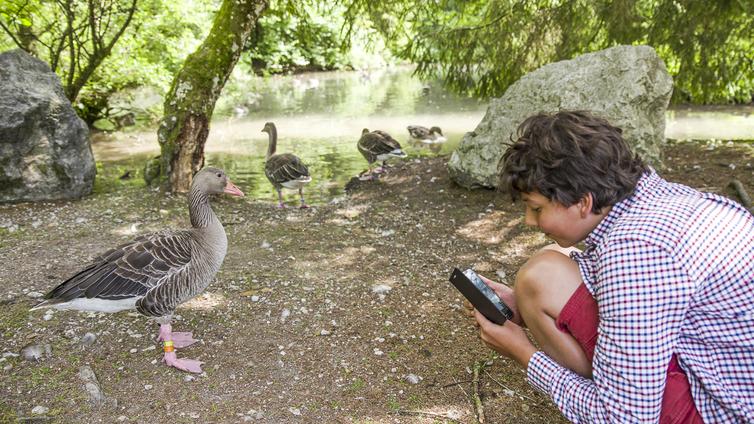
left=556, top=283, right=703, bottom=424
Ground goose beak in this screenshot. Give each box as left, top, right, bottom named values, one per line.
left=223, top=180, right=245, bottom=197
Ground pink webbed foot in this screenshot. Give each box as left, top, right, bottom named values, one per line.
left=169, top=332, right=198, bottom=348
left=163, top=351, right=204, bottom=373
left=277, top=202, right=286, bottom=209
left=299, top=204, right=310, bottom=209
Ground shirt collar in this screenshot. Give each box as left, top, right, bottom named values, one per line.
left=582, top=168, right=662, bottom=248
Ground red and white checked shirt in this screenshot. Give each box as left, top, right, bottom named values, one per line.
left=527, top=170, right=754, bottom=423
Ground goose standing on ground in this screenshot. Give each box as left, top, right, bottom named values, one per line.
left=407, top=125, right=447, bottom=143
left=357, top=128, right=407, bottom=180
left=261, top=122, right=312, bottom=208
left=31, top=167, right=244, bottom=373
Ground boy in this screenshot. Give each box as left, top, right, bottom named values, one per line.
left=475, top=111, right=753, bottom=422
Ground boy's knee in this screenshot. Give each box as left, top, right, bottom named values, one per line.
left=515, top=249, right=582, bottom=304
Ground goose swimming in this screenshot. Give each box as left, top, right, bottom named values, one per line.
left=261, top=122, right=312, bottom=208
left=357, top=128, right=407, bottom=180
left=31, top=167, right=244, bottom=373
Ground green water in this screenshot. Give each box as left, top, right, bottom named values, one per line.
left=93, top=67, right=486, bottom=204
left=92, top=68, right=754, bottom=204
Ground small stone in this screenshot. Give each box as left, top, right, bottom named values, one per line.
left=319, top=329, right=331, bottom=336
left=21, top=343, right=51, bottom=361
left=405, top=374, right=421, bottom=384
left=31, top=406, right=49, bottom=415
left=288, top=407, right=301, bottom=416
left=81, top=332, right=97, bottom=346
left=26, top=292, right=44, bottom=299
left=117, top=416, right=128, bottom=422
left=372, top=284, right=391, bottom=294
left=144, top=384, right=153, bottom=390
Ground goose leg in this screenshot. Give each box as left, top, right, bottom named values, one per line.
left=276, top=188, right=286, bottom=208
left=298, top=188, right=309, bottom=209
left=159, top=323, right=204, bottom=373
left=359, top=164, right=377, bottom=181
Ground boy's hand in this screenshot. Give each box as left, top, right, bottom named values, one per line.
left=474, top=310, right=537, bottom=368
left=477, top=274, right=523, bottom=326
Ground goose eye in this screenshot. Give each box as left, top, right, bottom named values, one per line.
left=216, top=173, right=222, bottom=178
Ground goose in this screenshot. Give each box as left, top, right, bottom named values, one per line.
left=357, top=128, right=407, bottom=180
left=407, top=125, right=447, bottom=143
left=31, top=167, right=244, bottom=373
left=261, top=122, right=312, bottom=208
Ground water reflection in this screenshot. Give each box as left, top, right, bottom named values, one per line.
left=92, top=68, right=754, bottom=205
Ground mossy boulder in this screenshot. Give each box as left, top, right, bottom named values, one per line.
left=0, top=49, right=95, bottom=203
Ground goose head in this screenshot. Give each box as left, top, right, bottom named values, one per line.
left=192, top=167, right=244, bottom=197
left=429, top=126, right=443, bottom=136
left=261, top=122, right=276, bottom=135
left=361, top=128, right=370, bottom=136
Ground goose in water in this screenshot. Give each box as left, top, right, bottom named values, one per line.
left=357, top=128, right=407, bottom=180
left=261, top=122, right=312, bottom=208
left=31, top=167, right=244, bottom=373
left=407, top=125, right=447, bottom=143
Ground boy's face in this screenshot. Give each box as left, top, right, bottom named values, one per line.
left=521, top=191, right=602, bottom=248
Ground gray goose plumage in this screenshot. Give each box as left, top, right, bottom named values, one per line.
left=32, top=167, right=244, bottom=373
left=261, top=122, right=312, bottom=208
left=407, top=125, right=446, bottom=143
left=357, top=128, right=407, bottom=179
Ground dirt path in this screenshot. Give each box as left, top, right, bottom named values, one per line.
left=1, top=140, right=752, bottom=423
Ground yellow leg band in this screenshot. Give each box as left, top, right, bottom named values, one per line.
left=163, top=340, right=174, bottom=353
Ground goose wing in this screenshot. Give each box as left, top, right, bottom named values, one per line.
left=265, top=153, right=310, bottom=186
left=41, top=230, right=193, bottom=304
left=358, top=131, right=402, bottom=162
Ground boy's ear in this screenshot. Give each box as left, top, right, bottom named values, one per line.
left=579, top=193, right=594, bottom=217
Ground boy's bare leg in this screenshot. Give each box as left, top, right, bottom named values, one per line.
left=515, top=244, right=593, bottom=378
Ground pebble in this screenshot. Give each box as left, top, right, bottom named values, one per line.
left=26, top=292, right=44, bottom=299
left=371, top=284, right=391, bottom=294
left=31, top=406, right=49, bottom=415
left=320, top=329, right=331, bottom=336
left=405, top=374, right=422, bottom=384
left=81, top=332, right=97, bottom=347
left=21, top=343, right=51, bottom=361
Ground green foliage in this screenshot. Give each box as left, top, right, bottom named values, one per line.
left=244, top=1, right=358, bottom=75
left=344, top=0, right=754, bottom=104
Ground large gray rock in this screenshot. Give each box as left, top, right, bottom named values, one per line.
left=0, top=49, right=95, bottom=202
left=448, top=45, right=673, bottom=189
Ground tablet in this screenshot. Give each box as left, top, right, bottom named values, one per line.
left=449, top=268, right=513, bottom=325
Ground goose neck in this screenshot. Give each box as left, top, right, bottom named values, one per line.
left=188, top=187, right=217, bottom=228
left=266, top=125, right=277, bottom=159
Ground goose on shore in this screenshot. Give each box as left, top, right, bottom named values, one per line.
left=357, top=128, right=407, bottom=180
left=261, top=122, right=312, bottom=208
left=407, top=125, right=447, bottom=143
left=31, top=167, right=244, bottom=373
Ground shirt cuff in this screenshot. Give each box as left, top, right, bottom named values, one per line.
left=527, top=351, right=562, bottom=394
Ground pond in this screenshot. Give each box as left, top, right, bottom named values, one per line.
left=92, top=68, right=754, bottom=205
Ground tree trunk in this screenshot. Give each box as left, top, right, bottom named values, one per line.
left=157, top=0, right=268, bottom=192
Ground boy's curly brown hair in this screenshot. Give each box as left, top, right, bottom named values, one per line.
left=499, top=111, right=648, bottom=213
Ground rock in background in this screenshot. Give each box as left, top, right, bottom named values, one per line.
left=0, top=49, right=95, bottom=203
left=448, top=45, right=673, bottom=189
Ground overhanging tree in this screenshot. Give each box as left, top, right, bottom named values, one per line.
left=155, top=0, right=268, bottom=192
left=342, top=0, right=754, bottom=103
left=0, top=0, right=138, bottom=102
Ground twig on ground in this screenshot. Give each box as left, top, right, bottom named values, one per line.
left=472, top=360, right=486, bottom=423
left=483, top=369, right=541, bottom=404
left=728, top=179, right=753, bottom=212
left=391, top=409, right=463, bottom=423
left=441, top=379, right=474, bottom=388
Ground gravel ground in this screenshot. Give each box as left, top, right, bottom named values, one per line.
left=1, top=139, right=752, bottom=423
